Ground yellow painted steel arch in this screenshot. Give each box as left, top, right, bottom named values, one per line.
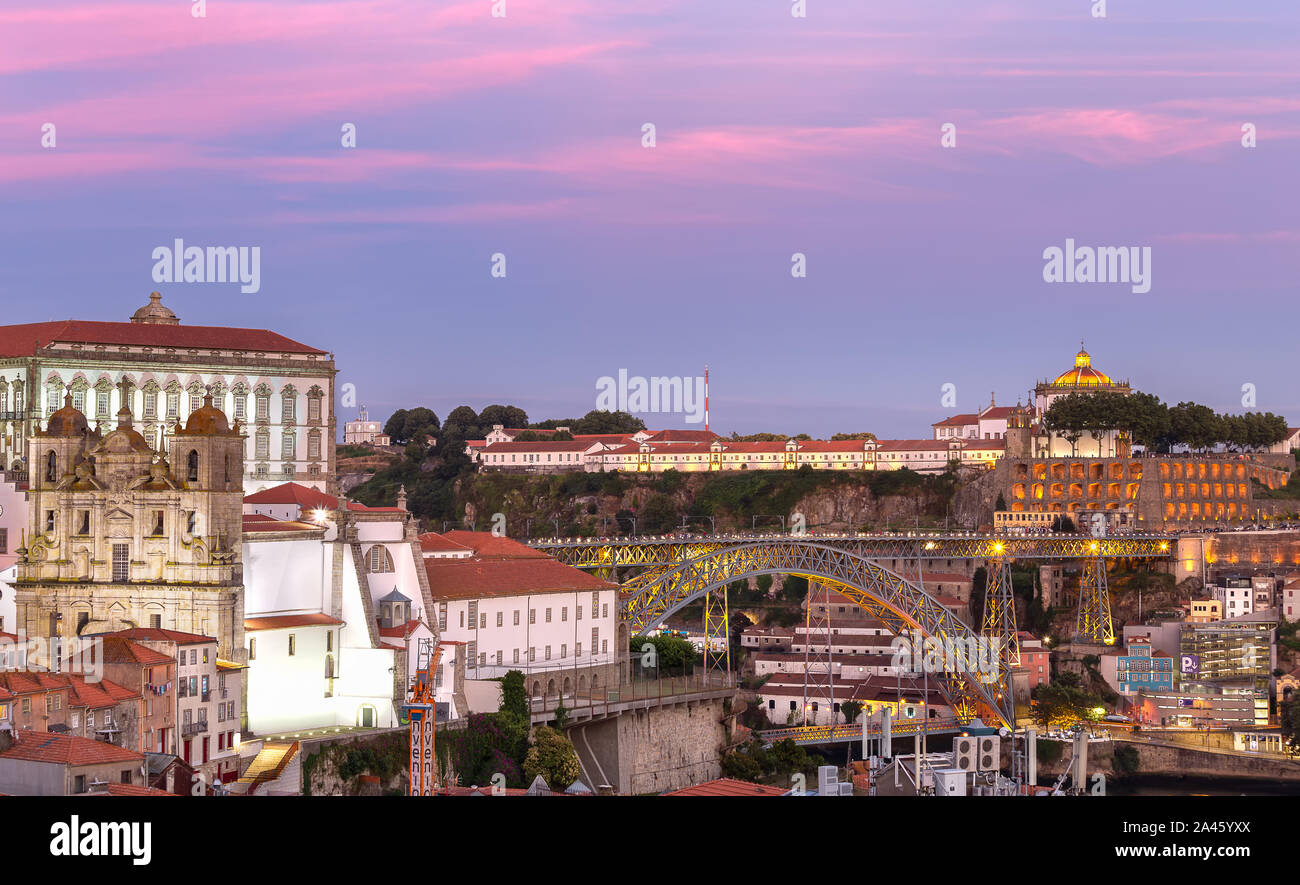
left=622, top=540, right=1012, bottom=728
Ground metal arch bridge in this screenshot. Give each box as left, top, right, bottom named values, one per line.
left=528, top=532, right=1178, bottom=733
left=532, top=532, right=1176, bottom=569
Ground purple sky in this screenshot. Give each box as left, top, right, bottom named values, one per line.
left=2, top=0, right=1297, bottom=438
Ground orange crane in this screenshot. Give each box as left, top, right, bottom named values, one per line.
left=407, top=638, right=442, bottom=795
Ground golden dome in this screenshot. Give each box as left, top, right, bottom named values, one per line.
left=43, top=392, right=89, bottom=438
left=176, top=392, right=231, bottom=436
left=1050, top=346, right=1113, bottom=388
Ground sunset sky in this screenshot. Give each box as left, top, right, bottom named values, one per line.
left=2, top=0, right=1297, bottom=437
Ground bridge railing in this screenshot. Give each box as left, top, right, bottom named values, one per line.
left=528, top=665, right=735, bottom=720
left=759, top=717, right=961, bottom=745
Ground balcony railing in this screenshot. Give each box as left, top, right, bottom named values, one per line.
left=182, top=721, right=208, bottom=738
left=201, top=691, right=211, bottom=703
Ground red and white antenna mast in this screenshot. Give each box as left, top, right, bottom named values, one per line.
left=704, top=365, right=710, bottom=433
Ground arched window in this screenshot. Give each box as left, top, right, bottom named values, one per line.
left=187, top=450, right=199, bottom=483
left=367, top=546, right=395, bottom=573
left=46, top=451, right=57, bottom=483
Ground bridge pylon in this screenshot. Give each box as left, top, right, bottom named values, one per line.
left=1073, top=557, right=1115, bottom=645
left=703, top=583, right=731, bottom=676
left=980, top=557, right=1021, bottom=669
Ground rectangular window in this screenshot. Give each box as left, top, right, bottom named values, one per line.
left=281, top=434, right=295, bottom=459
left=577, top=605, right=582, bottom=620
left=308, top=397, right=321, bottom=422
left=561, top=644, right=567, bottom=658
left=561, top=607, right=567, bottom=622
left=288, top=635, right=296, bottom=656
left=248, top=638, right=256, bottom=660
left=308, top=434, right=321, bottom=460
left=529, top=609, right=536, bottom=625
left=528, top=647, right=535, bottom=662
left=112, top=544, right=130, bottom=582
left=282, top=395, right=296, bottom=423
left=495, top=650, right=502, bottom=666
left=233, top=395, right=246, bottom=421
left=189, top=394, right=203, bottom=414
left=513, top=610, right=520, bottom=626
left=602, top=604, right=609, bottom=619
left=72, top=390, right=85, bottom=412
left=256, top=395, right=269, bottom=420
left=0, top=528, right=8, bottom=554
left=513, top=649, right=519, bottom=664
left=467, top=641, right=477, bottom=665
left=592, top=591, right=600, bottom=612
left=97, top=391, right=110, bottom=417
left=438, top=603, right=447, bottom=632
left=545, top=646, right=551, bottom=661
left=592, top=628, right=599, bottom=653
left=166, top=392, right=180, bottom=418
left=255, top=434, right=269, bottom=460
left=496, top=612, right=503, bottom=628
left=576, top=642, right=582, bottom=658
left=545, top=608, right=552, bottom=623
left=144, top=392, right=158, bottom=419
left=468, top=601, right=478, bottom=624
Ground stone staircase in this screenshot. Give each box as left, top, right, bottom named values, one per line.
left=236, top=741, right=300, bottom=795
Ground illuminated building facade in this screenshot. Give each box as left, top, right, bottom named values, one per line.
left=0, top=293, right=336, bottom=495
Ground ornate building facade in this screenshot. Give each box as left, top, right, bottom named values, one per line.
left=0, top=292, right=336, bottom=494
left=12, top=389, right=247, bottom=667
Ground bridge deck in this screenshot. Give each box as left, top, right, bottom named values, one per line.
left=530, top=532, right=1176, bottom=568
left=760, top=717, right=963, bottom=747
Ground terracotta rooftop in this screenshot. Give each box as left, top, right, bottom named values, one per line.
left=419, top=533, right=473, bottom=554
left=242, top=515, right=326, bottom=534
left=0, top=730, right=143, bottom=766
left=88, top=635, right=175, bottom=666
left=665, top=778, right=790, bottom=796
left=424, top=558, right=615, bottom=601
left=439, top=531, right=550, bottom=559
left=244, top=482, right=338, bottom=508
left=245, top=613, right=344, bottom=631
left=0, top=319, right=326, bottom=358
left=109, top=627, right=215, bottom=646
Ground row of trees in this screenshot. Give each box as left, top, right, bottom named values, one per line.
left=1044, top=390, right=1289, bottom=454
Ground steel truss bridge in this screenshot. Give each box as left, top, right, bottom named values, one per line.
left=529, top=533, right=1176, bottom=733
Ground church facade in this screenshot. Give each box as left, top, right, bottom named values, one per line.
left=12, top=389, right=247, bottom=668
left=0, top=292, right=336, bottom=494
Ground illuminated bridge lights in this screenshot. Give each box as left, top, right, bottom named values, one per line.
left=531, top=533, right=1177, bottom=569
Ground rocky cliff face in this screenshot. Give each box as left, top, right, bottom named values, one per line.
left=458, top=470, right=967, bottom=534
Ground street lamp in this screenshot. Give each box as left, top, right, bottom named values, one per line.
left=752, top=515, right=785, bottom=532
left=681, top=515, right=715, bottom=534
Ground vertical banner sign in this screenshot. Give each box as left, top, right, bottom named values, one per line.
left=409, top=709, right=434, bottom=796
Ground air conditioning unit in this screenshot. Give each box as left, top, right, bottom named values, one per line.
left=817, top=765, right=838, bottom=796
left=953, top=736, right=977, bottom=771
left=978, top=736, right=1000, bottom=772
left=838, top=782, right=854, bottom=796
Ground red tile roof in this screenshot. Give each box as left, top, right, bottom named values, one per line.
left=0, top=320, right=326, bottom=358
left=245, top=613, right=344, bottom=631
left=98, top=783, right=178, bottom=796
left=419, top=533, right=472, bottom=554
left=0, top=671, right=139, bottom=707
left=646, top=430, right=719, bottom=444
left=88, top=639, right=175, bottom=665
left=439, top=531, right=550, bottom=559
left=0, top=730, right=143, bottom=766
left=665, top=778, right=790, bottom=796
left=480, top=440, right=598, bottom=454
left=242, top=516, right=325, bottom=534
left=424, top=558, right=615, bottom=600
left=874, top=439, right=955, bottom=452
left=243, top=482, right=337, bottom=508
left=110, top=627, right=215, bottom=646
left=932, top=414, right=978, bottom=427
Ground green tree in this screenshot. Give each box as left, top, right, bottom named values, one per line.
left=479, top=404, right=528, bottom=430
left=841, top=701, right=863, bottom=725
left=720, top=748, right=765, bottom=782
left=639, top=494, right=679, bottom=534
left=500, top=670, right=528, bottom=720
left=383, top=408, right=409, bottom=443
left=571, top=410, right=647, bottom=435
left=995, top=492, right=1008, bottom=512
left=523, top=726, right=581, bottom=791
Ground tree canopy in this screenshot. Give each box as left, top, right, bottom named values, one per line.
left=1043, top=390, right=1287, bottom=453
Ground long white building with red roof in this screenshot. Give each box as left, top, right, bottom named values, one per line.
left=0, top=292, right=336, bottom=493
